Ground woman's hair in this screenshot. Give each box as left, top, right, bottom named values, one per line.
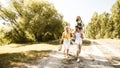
left=75, top=25, right=82, bottom=30
left=76, top=16, right=81, bottom=22
left=75, top=25, right=79, bottom=30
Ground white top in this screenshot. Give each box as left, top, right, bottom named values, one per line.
left=75, top=32, right=82, bottom=44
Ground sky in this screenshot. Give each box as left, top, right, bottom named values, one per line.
left=48, top=0, right=116, bottom=28
left=0, top=0, right=116, bottom=28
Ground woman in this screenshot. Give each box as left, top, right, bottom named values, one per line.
left=73, top=25, right=84, bottom=62
left=61, top=26, right=70, bottom=58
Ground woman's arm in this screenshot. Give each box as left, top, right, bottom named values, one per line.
left=80, top=32, right=84, bottom=39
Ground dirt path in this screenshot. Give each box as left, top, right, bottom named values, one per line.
left=24, top=40, right=120, bottom=68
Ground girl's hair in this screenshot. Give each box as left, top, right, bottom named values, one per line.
left=76, top=16, right=81, bottom=22
left=64, top=26, right=69, bottom=30
left=64, top=26, right=70, bottom=32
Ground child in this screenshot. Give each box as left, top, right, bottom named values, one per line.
left=73, top=25, right=84, bottom=62
left=76, top=16, right=84, bottom=30
left=61, top=26, right=70, bottom=58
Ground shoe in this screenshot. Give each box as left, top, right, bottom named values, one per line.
left=77, top=58, right=80, bottom=62
left=65, top=55, right=69, bottom=58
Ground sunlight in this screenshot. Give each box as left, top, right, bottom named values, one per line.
left=50, top=52, right=65, bottom=59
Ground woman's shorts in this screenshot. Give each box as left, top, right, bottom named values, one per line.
left=75, top=39, right=82, bottom=45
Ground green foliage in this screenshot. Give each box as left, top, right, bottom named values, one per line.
left=0, top=27, right=11, bottom=45
left=111, top=0, right=120, bottom=38
left=0, top=0, right=65, bottom=44
left=85, top=0, right=120, bottom=39
left=85, top=12, right=100, bottom=39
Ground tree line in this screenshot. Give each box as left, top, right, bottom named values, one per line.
left=85, top=0, right=120, bottom=39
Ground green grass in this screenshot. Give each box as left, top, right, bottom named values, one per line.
left=0, top=50, right=51, bottom=68
left=47, top=40, right=60, bottom=45
left=82, top=39, right=91, bottom=46
left=47, top=39, right=91, bottom=46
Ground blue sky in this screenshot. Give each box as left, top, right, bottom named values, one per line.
left=48, top=0, right=116, bottom=28
left=0, top=0, right=116, bottom=28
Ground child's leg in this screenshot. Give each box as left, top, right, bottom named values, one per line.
left=66, top=40, right=70, bottom=56
left=66, top=49, right=69, bottom=56
left=64, top=49, right=66, bottom=55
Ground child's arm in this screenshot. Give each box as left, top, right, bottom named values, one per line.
left=73, top=31, right=76, bottom=39
left=61, top=32, right=64, bottom=39
left=60, top=32, right=64, bottom=44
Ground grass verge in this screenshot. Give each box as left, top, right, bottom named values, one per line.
left=47, top=39, right=91, bottom=46
left=82, top=39, right=91, bottom=46
left=0, top=50, right=51, bottom=68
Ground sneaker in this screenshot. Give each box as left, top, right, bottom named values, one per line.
left=65, top=55, right=69, bottom=58
left=76, top=58, right=80, bottom=62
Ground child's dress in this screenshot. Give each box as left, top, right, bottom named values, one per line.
left=62, top=31, right=70, bottom=49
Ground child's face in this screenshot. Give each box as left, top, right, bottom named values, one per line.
left=64, top=26, right=69, bottom=32
left=66, top=27, right=70, bottom=32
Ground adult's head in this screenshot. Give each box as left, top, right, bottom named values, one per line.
left=75, top=25, right=82, bottom=31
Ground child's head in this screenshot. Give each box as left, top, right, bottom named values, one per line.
left=64, top=26, right=70, bottom=32
left=76, top=16, right=81, bottom=22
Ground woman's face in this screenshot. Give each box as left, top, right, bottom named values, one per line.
left=75, top=27, right=79, bottom=31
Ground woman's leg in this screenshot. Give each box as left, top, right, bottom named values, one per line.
left=76, top=44, right=82, bottom=62
left=79, top=45, right=82, bottom=56
left=76, top=44, right=80, bottom=57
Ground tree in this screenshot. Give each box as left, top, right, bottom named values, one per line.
left=98, top=12, right=110, bottom=38
left=111, top=0, right=120, bottom=38
left=104, top=17, right=114, bottom=38
left=85, top=0, right=120, bottom=39
left=0, top=0, right=65, bottom=43
left=85, top=12, right=99, bottom=39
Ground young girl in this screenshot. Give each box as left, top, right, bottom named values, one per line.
left=73, top=25, right=84, bottom=62
left=76, top=16, right=84, bottom=30
left=61, top=26, right=70, bottom=58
